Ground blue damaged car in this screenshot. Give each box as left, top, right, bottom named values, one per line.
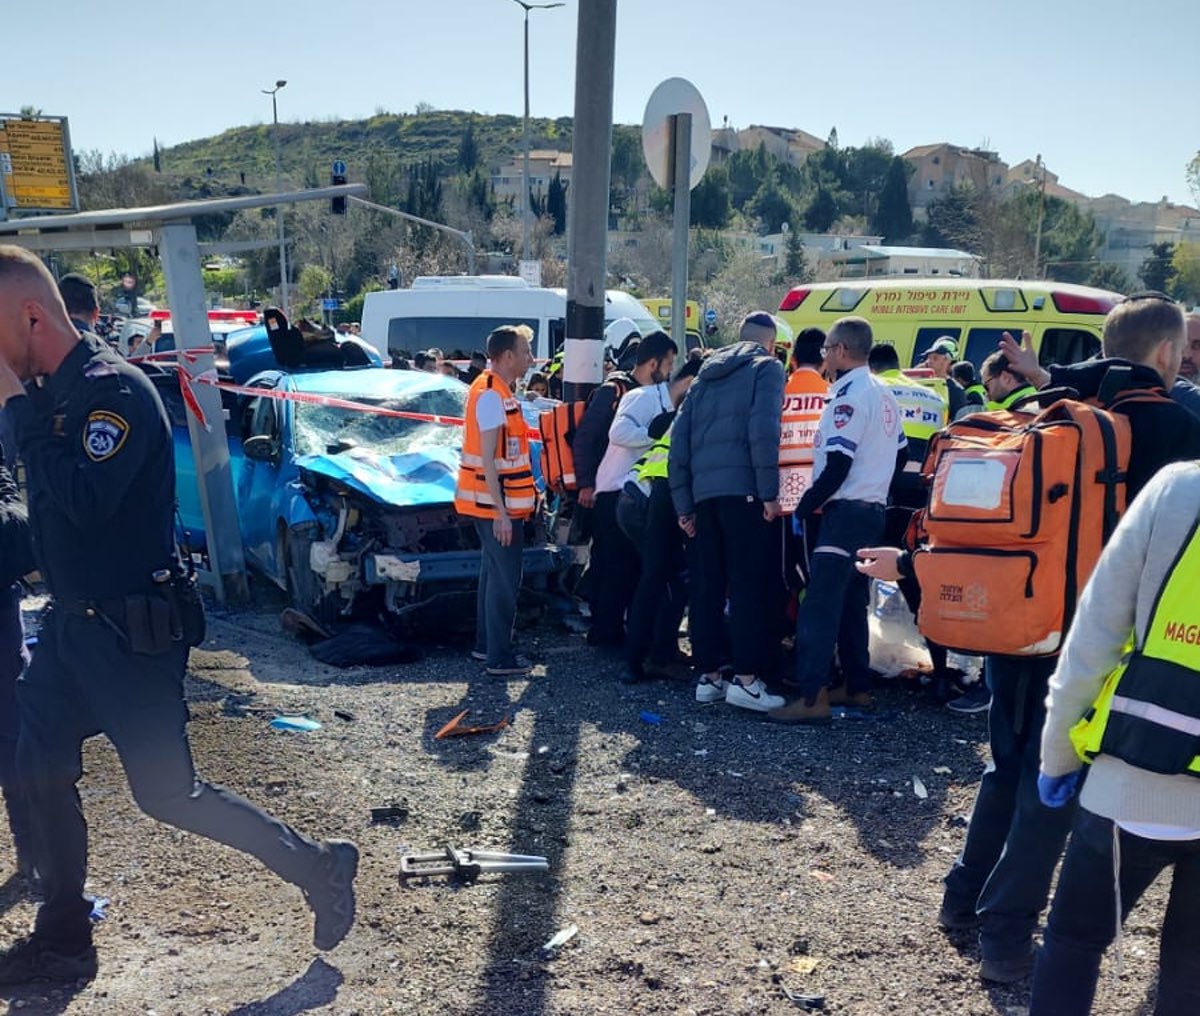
left=146, top=362, right=564, bottom=621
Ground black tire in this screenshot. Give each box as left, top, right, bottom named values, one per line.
left=280, top=525, right=344, bottom=625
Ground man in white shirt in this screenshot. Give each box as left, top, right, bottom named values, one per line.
left=770, top=316, right=906, bottom=724
left=595, top=380, right=675, bottom=495
left=582, top=332, right=677, bottom=647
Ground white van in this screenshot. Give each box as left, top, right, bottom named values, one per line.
left=360, top=276, right=660, bottom=361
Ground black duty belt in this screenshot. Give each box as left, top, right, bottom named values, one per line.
left=57, top=597, right=130, bottom=621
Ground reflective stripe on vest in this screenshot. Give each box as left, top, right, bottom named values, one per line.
left=780, top=368, right=828, bottom=468
left=635, top=434, right=671, bottom=483
left=1070, top=514, right=1200, bottom=777
left=914, top=375, right=949, bottom=408
left=454, top=371, right=537, bottom=520
left=988, top=385, right=1040, bottom=413
left=779, top=368, right=827, bottom=513
left=880, top=369, right=947, bottom=442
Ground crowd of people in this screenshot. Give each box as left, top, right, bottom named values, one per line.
left=0, top=251, right=1196, bottom=1010
left=457, top=297, right=1200, bottom=1011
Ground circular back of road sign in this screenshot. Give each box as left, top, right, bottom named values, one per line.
left=641, top=78, right=711, bottom=191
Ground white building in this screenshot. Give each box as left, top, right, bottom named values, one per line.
left=491, top=150, right=572, bottom=205
left=826, top=245, right=982, bottom=279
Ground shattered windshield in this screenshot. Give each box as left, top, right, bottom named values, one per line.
left=292, top=386, right=468, bottom=459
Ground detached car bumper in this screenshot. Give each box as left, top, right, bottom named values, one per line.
left=364, top=545, right=569, bottom=586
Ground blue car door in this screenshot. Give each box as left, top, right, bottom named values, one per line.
left=237, top=384, right=288, bottom=583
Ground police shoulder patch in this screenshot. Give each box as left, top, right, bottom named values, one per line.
left=83, top=361, right=119, bottom=380
left=83, top=410, right=130, bottom=462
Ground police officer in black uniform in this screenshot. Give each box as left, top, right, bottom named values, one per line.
left=0, top=246, right=358, bottom=984
left=0, top=437, right=34, bottom=881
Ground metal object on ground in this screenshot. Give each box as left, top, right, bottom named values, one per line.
left=780, top=985, right=826, bottom=1011
left=399, top=846, right=549, bottom=883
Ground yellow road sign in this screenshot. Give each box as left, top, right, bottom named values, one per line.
left=0, top=115, right=78, bottom=213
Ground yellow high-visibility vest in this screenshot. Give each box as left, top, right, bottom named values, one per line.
left=879, top=369, right=947, bottom=442
left=987, top=384, right=1039, bottom=413
left=635, top=435, right=671, bottom=483
left=1070, top=517, right=1200, bottom=777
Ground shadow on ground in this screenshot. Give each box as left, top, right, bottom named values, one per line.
left=225, top=957, right=343, bottom=1016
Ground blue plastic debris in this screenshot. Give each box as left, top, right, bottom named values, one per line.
left=639, top=710, right=664, bottom=725
left=270, top=715, right=322, bottom=732
left=89, top=897, right=109, bottom=922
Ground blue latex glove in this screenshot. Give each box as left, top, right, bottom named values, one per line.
left=1038, top=770, right=1082, bottom=808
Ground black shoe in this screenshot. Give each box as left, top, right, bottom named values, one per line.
left=0, top=935, right=97, bottom=985
left=618, top=666, right=645, bottom=685
left=937, top=903, right=979, bottom=931
left=304, top=840, right=359, bottom=951
left=933, top=668, right=967, bottom=703
left=586, top=630, right=624, bottom=650
left=980, top=952, right=1034, bottom=983
left=642, top=659, right=691, bottom=682
left=946, top=683, right=992, bottom=714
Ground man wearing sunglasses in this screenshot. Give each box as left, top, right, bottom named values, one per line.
left=978, top=352, right=1038, bottom=412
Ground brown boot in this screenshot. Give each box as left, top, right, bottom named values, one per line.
left=767, top=687, right=832, bottom=725
left=828, top=686, right=874, bottom=709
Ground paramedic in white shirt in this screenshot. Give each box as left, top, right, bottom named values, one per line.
left=769, top=316, right=907, bottom=725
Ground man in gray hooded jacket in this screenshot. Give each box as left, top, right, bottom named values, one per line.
left=669, top=311, right=786, bottom=713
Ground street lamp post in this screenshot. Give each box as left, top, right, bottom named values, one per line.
left=262, top=79, right=289, bottom=316
left=511, top=0, right=564, bottom=264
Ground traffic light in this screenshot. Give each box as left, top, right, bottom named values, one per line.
left=331, top=170, right=347, bottom=215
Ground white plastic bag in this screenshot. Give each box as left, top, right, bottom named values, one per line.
left=868, top=579, right=931, bottom=677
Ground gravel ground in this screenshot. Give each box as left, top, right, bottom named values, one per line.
left=0, top=600, right=1170, bottom=1016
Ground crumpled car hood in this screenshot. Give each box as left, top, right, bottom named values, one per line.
left=296, top=445, right=460, bottom=508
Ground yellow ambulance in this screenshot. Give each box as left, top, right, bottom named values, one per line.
left=639, top=298, right=708, bottom=352
left=776, top=278, right=1121, bottom=368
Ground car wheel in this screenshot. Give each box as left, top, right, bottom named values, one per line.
left=281, top=525, right=343, bottom=625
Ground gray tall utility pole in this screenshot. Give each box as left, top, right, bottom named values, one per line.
left=669, top=113, right=692, bottom=356
left=263, top=80, right=289, bottom=316
left=563, top=0, right=617, bottom=403
left=512, top=0, right=564, bottom=263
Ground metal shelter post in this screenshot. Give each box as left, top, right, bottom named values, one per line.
left=0, top=184, right=366, bottom=607
left=157, top=220, right=248, bottom=604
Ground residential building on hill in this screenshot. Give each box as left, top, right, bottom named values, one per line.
left=491, top=150, right=572, bottom=204
left=1086, top=195, right=1200, bottom=282
left=1006, top=159, right=1090, bottom=204
left=902, top=143, right=1009, bottom=219
left=736, top=125, right=827, bottom=166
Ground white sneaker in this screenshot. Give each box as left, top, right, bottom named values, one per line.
left=695, top=674, right=730, bottom=704
left=725, top=678, right=785, bottom=713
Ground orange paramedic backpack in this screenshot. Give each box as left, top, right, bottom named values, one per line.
left=538, top=401, right=586, bottom=491
left=912, top=384, right=1167, bottom=657
left=537, top=375, right=632, bottom=493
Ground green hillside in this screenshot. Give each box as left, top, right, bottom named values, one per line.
left=154, top=109, right=575, bottom=189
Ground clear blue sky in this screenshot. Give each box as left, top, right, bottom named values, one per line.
left=5, top=0, right=1196, bottom=206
